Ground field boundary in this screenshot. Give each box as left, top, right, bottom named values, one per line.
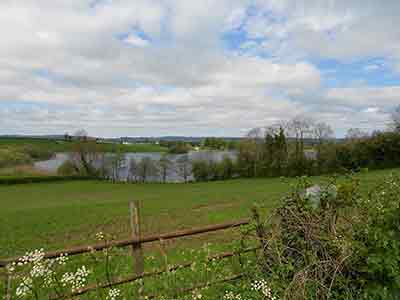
left=1, top=201, right=252, bottom=299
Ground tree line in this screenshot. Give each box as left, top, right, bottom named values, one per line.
left=59, top=105, right=400, bottom=182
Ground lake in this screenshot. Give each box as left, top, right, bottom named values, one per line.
left=34, top=151, right=237, bottom=182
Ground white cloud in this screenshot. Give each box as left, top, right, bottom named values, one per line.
left=124, top=34, right=149, bottom=47
left=0, top=0, right=398, bottom=137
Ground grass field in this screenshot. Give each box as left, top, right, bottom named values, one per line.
left=0, top=137, right=167, bottom=153
left=1, top=168, right=399, bottom=259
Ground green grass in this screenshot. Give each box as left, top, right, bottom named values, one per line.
left=1, top=168, right=399, bottom=259
left=0, top=137, right=167, bottom=153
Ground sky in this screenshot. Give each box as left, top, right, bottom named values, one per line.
left=0, top=0, right=399, bottom=138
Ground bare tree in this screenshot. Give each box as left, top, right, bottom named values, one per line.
left=345, top=128, right=369, bottom=142
left=177, top=154, right=191, bottom=183
left=109, top=148, right=126, bottom=183
left=128, top=158, right=139, bottom=182
left=159, top=154, right=172, bottom=183
left=313, top=122, right=334, bottom=170
left=314, top=122, right=334, bottom=144
left=287, top=116, right=315, bottom=161
left=137, top=157, right=158, bottom=183
left=247, top=127, right=263, bottom=177
left=391, top=105, right=400, bottom=132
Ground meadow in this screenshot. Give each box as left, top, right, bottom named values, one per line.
left=1, top=168, right=398, bottom=259
left=0, top=138, right=167, bottom=153
left=1, top=168, right=400, bottom=299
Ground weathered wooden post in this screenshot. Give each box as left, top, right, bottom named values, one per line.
left=4, top=273, right=12, bottom=300
left=130, top=201, right=144, bottom=276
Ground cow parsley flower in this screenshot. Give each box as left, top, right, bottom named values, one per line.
left=107, top=288, right=121, bottom=300
left=251, top=279, right=276, bottom=300
left=61, top=265, right=91, bottom=292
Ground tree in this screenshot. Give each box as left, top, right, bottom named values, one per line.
left=247, top=127, right=263, bottom=177
left=313, top=122, right=334, bottom=173
left=346, top=128, right=369, bottom=142
left=69, top=129, right=100, bottom=176
left=286, top=116, right=315, bottom=175
left=391, top=105, right=400, bottom=132
left=128, top=158, right=139, bottom=182
left=192, top=160, right=210, bottom=181
left=109, top=147, right=126, bottom=183
left=273, top=127, right=288, bottom=176
left=137, top=157, right=158, bottom=183
left=177, top=154, right=191, bottom=183
left=159, top=154, right=172, bottom=183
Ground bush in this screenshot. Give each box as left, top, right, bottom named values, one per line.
left=249, top=174, right=400, bottom=299
left=0, top=176, right=94, bottom=185
left=57, top=160, right=79, bottom=176
left=0, top=148, right=32, bottom=168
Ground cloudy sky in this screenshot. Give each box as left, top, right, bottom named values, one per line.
left=1, top=0, right=399, bottom=137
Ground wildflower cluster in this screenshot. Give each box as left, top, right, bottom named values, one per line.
left=14, top=248, right=58, bottom=297
left=16, top=277, right=33, bottom=297
left=224, top=291, right=243, bottom=300
left=107, top=288, right=121, bottom=300
left=96, top=231, right=105, bottom=241
left=61, top=265, right=91, bottom=292
left=191, top=289, right=203, bottom=300
left=251, top=280, right=276, bottom=300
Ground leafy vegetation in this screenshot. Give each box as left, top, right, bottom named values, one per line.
left=247, top=173, right=400, bottom=299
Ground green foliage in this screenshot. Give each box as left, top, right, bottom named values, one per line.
left=0, top=175, right=93, bottom=185
left=57, top=160, right=79, bottom=176
left=166, top=141, right=192, bottom=154
left=249, top=173, right=400, bottom=299
left=192, top=156, right=235, bottom=181
left=0, top=148, right=33, bottom=168
left=203, top=137, right=237, bottom=150
left=352, top=174, right=400, bottom=299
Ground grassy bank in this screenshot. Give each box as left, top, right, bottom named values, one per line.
left=1, top=168, right=399, bottom=258
left=0, top=137, right=167, bottom=153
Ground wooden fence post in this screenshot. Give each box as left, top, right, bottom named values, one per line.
left=130, top=201, right=144, bottom=276
left=4, top=274, right=12, bottom=300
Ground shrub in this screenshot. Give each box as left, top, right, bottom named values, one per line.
left=0, top=148, right=32, bottom=168
left=57, top=160, right=79, bottom=176
left=249, top=174, right=400, bottom=299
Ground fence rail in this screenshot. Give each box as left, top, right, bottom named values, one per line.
left=0, top=218, right=250, bottom=268
left=1, top=201, right=253, bottom=299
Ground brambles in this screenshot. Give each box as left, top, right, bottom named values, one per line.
left=248, top=174, right=400, bottom=299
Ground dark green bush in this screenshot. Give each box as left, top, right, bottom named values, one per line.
left=0, top=176, right=95, bottom=185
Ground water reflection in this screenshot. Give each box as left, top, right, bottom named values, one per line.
left=34, top=151, right=237, bottom=182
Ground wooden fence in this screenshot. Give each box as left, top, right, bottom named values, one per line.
left=1, top=201, right=254, bottom=299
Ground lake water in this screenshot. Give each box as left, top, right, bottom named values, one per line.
left=34, top=151, right=237, bottom=182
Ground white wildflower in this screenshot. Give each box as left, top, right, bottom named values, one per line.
left=96, top=232, right=105, bottom=241
left=251, top=279, right=276, bottom=300
left=56, top=253, right=69, bottom=266
left=61, top=265, right=91, bottom=292
left=107, top=288, right=121, bottom=300
left=192, top=289, right=202, bottom=300
left=16, top=277, right=32, bottom=297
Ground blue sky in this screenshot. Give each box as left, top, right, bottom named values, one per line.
left=0, top=0, right=399, bottom=137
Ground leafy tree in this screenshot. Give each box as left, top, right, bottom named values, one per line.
left=69, top=129, right=100, bottom=176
